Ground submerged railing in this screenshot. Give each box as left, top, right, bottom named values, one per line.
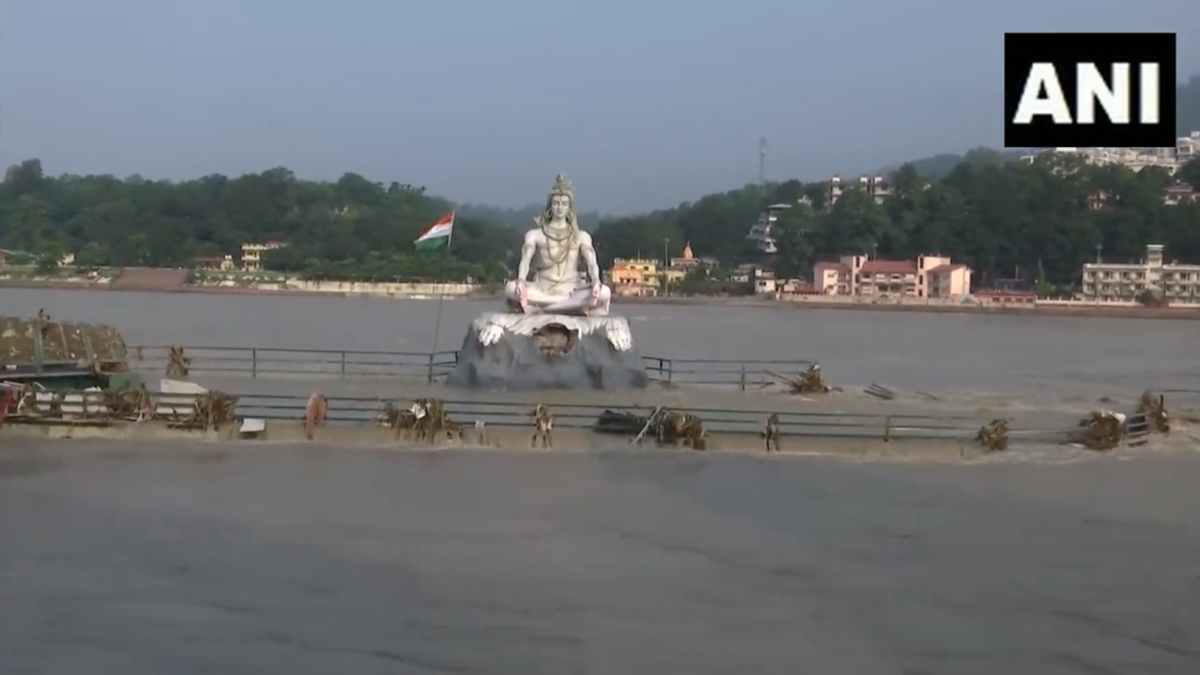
left=1, top=388, right=1013, bottom=443
left=640, top=357, right=815, bottom=389
left=129, top=345, right=818, bottom=390
left=130, top=345, right=462, bottom=383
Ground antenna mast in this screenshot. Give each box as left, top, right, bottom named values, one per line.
left=758, top=137, right=768, bottom=185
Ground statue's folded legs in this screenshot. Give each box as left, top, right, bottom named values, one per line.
left=504, top=281, right=611, bottom=316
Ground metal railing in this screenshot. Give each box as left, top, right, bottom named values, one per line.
left=7, top=388, right=1169, bottom=452
left=129, top=344, right=820, bottom=390
left=130, top=345, right=461, bottom=383
left=641, top=357, right=816, bottom=390
left=6, top=389, right=991, bottom=442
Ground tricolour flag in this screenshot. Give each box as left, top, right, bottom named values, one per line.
left=414, top=211, right=454, bottom=251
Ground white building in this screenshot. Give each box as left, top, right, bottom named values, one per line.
left=1082, top=244, right=1200, bottom=302
left=753, top=268, right=777, bottom=294
left=241, top=241, right=286, bottom=272
left=1177, top=131, right=1200, bottom=165
left=829, top=175, right=892, bottom=206
left=1023, top=133, right=1199, bottom=175
left=745, top=204, right=791, bottom=254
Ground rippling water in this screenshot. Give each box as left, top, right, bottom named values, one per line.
left=6, top=287, right=1199, bottom=395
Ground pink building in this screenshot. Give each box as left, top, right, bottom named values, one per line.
left=926, top=264, right=972, bottom=298
left=813, top=253, right=972, bottom=299
left=857, top=259, right=918, bottom=296
left=813, top=261, right=852, bottom=294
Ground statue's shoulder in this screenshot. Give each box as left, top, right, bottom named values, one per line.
left=576, top=229, right=594, bottom=246
left=523, top=228, right=542, bottom=245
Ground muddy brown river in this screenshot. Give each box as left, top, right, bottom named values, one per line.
left=2, top=443, right=1199, bottom=673
left=5, top=287, right=1200, bottom=396
left=4, top=288, right=1200, bottom=673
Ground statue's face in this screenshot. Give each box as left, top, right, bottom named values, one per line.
left=550, top=194, right=571, bottom=221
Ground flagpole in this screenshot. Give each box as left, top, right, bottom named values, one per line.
left=428, top=211, right=453, bottom=379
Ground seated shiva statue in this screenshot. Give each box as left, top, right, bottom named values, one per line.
left=505, top=174, right=612, bottom=316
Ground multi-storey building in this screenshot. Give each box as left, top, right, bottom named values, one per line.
left=1163, top=181, right=1199, bottom=206
left=1178, top=131, right=1200, bottom=164
left=1021, top=132, right=1200, bottom=175
left=240, top=241, right=286, bottom=272
left=745, top=204, right=792, bottom=254
left=828, top=175, right=892, bottom=206
left=813, top=253, right=972, bottom=299
left=609, top=258, right=659, bottom=297
left=1081, top=244, right=1200, bottom=302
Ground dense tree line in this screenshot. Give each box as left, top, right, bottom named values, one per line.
left=595, top=150, right=1200, bottom=290
left=0, top=161, right=520, bottom=282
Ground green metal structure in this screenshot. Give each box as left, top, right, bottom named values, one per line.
left=0, top=315, right=135, bottom=390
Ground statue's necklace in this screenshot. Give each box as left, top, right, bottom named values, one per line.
left=542, top=223, right=575, bottom=270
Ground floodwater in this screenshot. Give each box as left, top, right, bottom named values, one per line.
left=2, top=442, right=1199, bottom=673
left=5, top=287, right=1200, bottom=395
left=4, top=289, right=1200, bottom=673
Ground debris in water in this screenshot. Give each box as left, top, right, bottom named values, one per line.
left=865, top=383, right=896, bottom=400
left=1136, top=391, right=1169, bottom=433
left=1072, top=411, right=1125, bottom=451
left=768, top=364, right=831, bottom=394
left=975, top=418, right=1010, bottom=452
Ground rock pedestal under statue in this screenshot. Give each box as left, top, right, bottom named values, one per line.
left=448, top=313, right=647, bottom=391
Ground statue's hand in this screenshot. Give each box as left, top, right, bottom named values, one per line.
left=480, top=323, right=505, bottom=346
left=606, top=321, right=632, bottom=352
left=590, top=284, right=602, bottom=307
left=517, top=281, right=529, bottom=313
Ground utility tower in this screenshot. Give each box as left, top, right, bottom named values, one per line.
left=758, top=137, right=768, bottom=185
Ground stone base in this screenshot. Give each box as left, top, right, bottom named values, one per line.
left=447, top=313, right=647, bottom=391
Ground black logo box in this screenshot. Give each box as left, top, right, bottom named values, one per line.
left=1004, top=33, right=1176, bottom=148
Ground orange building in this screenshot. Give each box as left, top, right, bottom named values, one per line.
left=609, top=258, right=659, bottom=297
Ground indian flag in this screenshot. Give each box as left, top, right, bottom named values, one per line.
left=414, top=211, right=454, bottom=251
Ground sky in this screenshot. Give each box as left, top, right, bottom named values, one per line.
left=2, top=0, right=1198, bottom=213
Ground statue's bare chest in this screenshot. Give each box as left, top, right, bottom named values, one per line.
left=536, top=231, right=578, bottom=267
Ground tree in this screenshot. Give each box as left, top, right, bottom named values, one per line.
left=3, top=158, right=45, bottom=196
left=75, top=241, right=112, bottom=267
left=35, top=251, right=59, bottom=275
left=773, top=204, right=816, bottom=277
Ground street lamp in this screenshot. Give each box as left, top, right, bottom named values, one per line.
left=663, top=237, right=670, bottom=297
left=1095, top=243, right=1103, bottom=263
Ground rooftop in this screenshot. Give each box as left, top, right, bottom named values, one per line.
left=815, top=261, right=850, bottom=274
left=860, top=260, right=916, bottom=275
left=927, top=264, right=970, bottom=274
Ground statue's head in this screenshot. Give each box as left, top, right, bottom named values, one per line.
left=540, top=173, right=577, bottom=228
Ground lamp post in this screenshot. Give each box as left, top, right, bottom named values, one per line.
left=663, top=237, right=670, bottom=297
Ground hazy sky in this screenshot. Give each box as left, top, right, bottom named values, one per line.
left=2, top=1, right=1197, bottom=213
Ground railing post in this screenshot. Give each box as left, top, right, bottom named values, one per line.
left=251, top=348, right=257, bottom=379
left=883, top=416, right=892, bottom=442
left=739, top=363, right=746, bottom=391
left=427, top=352, right=435, bottom=384
left=340, top=351, right=347, bottom=378
left=666, top=358, right=672, bottom=385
